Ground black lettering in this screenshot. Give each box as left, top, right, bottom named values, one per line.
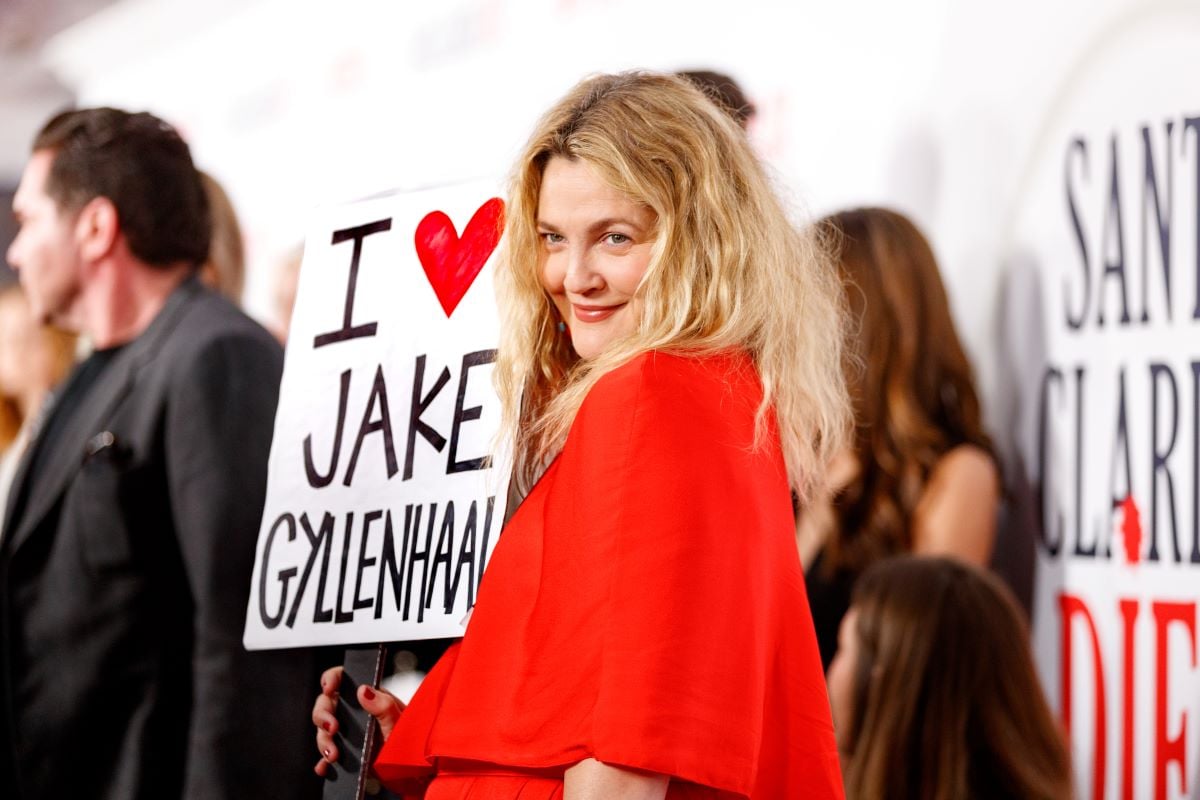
left=447, top=349, right=497, bottom=474
left=375, top=510, right=408, bottom=619
left=311, top=514, right=338, bottom=623
left=1149, top=363, right=1181, bottom=562
left=403, top=355, right=451, bottom=480
left=427, top=502, right=456, bottom=614
left=1184, top=116, right=1200, bottom=319
left=1070, top=366, right=1090, bottom=557
left=313, top=218, right=391, bottom=347
left=304, top=369, right=351, bottom=488
left=1191, top=362, right=1200, bottom=563
left=478, top=495, right=496, bottom=596
left=1065, top=138, right=1091, bottom=330
left=259, top=513, right=298, bottom=629
left=427, top=503, right=453, bottom=609
left=1036, top=367, right=1064, bottom=556
left=334, top=512, right=355, bottom=623
left=452, top=501, right=479, bottom=609
left=355, top=510, right=382, bottom=611
left=343, top=365, right=399, bottom=486
left=288, top=512, right=334, bottom=628
left=1099, top=134, right=1131, bottom=326
left=1110, top=368, right=1133, bottom=556
left=403, top=503, right=435, bottom=623
left=1140, top=122, right=1174, bottom=322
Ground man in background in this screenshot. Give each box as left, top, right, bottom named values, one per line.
left=0, top=107, right=319, bottom=799
left=677, top=69, right=757, bottom=130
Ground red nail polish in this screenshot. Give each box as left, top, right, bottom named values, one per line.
left=323, top=749, right=330, bottom=759
left=322, top=722, right=330, bottom=731
left=362, top=686, right=376, bottom=701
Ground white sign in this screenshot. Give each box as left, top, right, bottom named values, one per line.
left=244, top=180, right=510, bottom=650
left=1004, top=8, right=1200, bottom=798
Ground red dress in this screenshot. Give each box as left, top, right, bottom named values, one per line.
left=375, top=352, right=844, bottom=799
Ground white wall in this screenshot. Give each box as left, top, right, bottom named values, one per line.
left=40, top=0, right=1162, bottom=430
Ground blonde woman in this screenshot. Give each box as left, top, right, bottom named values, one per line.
left=313, top=71, right=849, bottom=800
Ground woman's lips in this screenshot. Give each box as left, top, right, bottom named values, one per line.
left=571, top=303, right=624, bottom=323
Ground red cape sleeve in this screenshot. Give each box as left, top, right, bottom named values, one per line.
left=373, top=352, right=841, bottom=798
left=572, top=353, right=840, bottom=796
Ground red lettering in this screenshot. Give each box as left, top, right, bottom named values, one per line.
left=1061, top=592, right=1108, bottom=800
left=1119, top=599, right=1138, bottom=800
left=1152, top=601, right=1196, bottom=800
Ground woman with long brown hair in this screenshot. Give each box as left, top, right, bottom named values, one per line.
left=828, top=555, right=1072, bottom=800
left=799, top=207, right=1000, bottom=668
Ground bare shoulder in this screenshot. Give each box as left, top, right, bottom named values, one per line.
left=927, top=444, right=1000, bottom=495
left=912, top=444, right=1000, bottom=564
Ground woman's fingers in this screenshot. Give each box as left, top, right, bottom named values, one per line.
left=312, top=692, right=338, bottom=733
left=314, top=747, right=338, bottom=777
left=313, top=724, right=339, bottom=773
left=357, top=684, right=406, bottom=740
left=320, top=665, right=344, bottom=697
left=313, top=668, right=343, bottom=772
left=312, top=674, right=403, bottom=778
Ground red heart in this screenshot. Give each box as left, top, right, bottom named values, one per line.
left=415, top=197, right=505, bottom=317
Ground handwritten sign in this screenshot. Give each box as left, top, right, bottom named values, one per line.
left=243, top=181, right=509, bottom=650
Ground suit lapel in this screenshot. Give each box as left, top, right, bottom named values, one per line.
left=2, top=278, right=202, bottom=556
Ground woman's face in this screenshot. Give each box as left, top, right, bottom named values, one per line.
left=826, top=606, right=860, bottom=748
left=537, top=156, right=656, bottom=361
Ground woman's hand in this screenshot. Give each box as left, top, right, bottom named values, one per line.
left=312, top=665, right=407, bottom=776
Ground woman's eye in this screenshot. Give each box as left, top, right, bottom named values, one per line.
left=604, top=233, right=630, bottom=245
left=541, top=232, right=565, bottom=245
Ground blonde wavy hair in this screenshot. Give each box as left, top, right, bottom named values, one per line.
left=494, top=72, right=850, bottom=498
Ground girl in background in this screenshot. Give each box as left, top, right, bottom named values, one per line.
left=800, top=207, right=1001, bottom=668
left=828, top=555, right=1072, bottom=800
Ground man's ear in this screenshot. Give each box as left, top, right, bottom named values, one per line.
left=75, top=196, right=120, bottom=263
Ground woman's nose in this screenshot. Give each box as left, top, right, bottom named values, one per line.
left=563, top=247, right=604, bottom=295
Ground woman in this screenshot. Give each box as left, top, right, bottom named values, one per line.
left=197, top=170, right=246, bottom=305
left=828, top=555, right=1072, bottom=799
left=0, top=286, right=76, bottom=525
left=313, top=71, right=850, bottom=799
left=798, top=207, right=1000, bottom=669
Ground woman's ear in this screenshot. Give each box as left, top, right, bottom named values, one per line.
left=75, top=196, right=120, bottom=264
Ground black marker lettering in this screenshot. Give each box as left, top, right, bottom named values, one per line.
left=259, top=512, right=297, bottom=629
left=404, top=355, right=450, bottom=480
left=304, top=369, right=351, bottom=488
left=314, top=219, right=391, bottom=348
left=447, top=349, right=496, bottom=474
left=344, top=365, right=399, bottom=486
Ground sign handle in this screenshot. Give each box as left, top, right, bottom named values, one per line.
left=322, top=643, right=388, bottom=800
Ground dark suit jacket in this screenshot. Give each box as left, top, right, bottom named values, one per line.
left=0, top=279, right=322, bottom=799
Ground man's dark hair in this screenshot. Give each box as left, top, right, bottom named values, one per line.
left=34, top=107, right=211, bottom=268
left=677, top=70, right=756, bottom=129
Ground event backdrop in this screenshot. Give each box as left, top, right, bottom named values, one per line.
left=1004, top=6, right=1200, bottom=799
